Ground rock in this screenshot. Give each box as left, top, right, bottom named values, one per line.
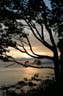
left=17, top=81, right=26, bottom=86
left=28, top=81, right=34, bottom=87
left=15, top=89, right=21, bottom=94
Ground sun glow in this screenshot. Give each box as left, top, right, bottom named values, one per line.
left=7, top=46, right=53, bottom=58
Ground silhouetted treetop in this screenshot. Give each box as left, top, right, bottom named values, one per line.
left=0, top=0, right=63, bottom=82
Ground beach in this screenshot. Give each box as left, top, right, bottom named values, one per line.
left=0, top=59, right=54, bottom=96
left=0, top=59, right=54, bottom=85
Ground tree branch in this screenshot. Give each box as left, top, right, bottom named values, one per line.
left=26, top=35, right=53, bottom=60
left=5, top=54, right=54, bottom=69
left=41, top=24, right=44, bottom=40
left=24, top=18, right=54, bottom=52
left=25, top=18, right=42, bottom=42
left=30, top=22, right=42, bottom=39
left=42, top=0, right=57, bottom=50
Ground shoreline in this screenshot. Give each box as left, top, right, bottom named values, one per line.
left=0, top=74, right=55, bottom=96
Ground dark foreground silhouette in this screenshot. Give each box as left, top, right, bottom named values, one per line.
left=0, top=74, right=62, bottom=96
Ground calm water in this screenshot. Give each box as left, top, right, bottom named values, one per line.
left=0, top=65, right=54, bottom=86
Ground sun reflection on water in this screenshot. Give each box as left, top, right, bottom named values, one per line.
left=0, top=67, right=54, bottom=86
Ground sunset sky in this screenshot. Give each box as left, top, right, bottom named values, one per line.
left=7, top=46, right=53, bottom=58
left=7, top=24, right=54, bottom=58
left=6, top=0, right=57, bottom=58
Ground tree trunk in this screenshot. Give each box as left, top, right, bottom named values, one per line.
left=53, top=51, right=60, bottom=81
left=58, top=39, right=63, bottom=89
left=53, top=51, right=63, bottom=94
left=60, top=52, right=63, bottom=81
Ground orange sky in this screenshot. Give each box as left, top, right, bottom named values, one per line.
left=7, top=24, right=54, bottom=58
left=7, top=46, right=53, bottom=58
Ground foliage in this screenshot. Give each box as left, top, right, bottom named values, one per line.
left=0, top=0, right=63, bottom=82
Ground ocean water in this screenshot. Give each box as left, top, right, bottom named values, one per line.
left=0, top=60, right=54, bottom=86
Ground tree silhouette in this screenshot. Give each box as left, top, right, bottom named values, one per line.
left=50, top=0, right=63, bottom=82
left=0, top=0, right=63, bottom=83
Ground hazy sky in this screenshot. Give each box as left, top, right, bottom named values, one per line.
left=6, top=0, right=55, bottom=58
left=44, top=0, right=51, bottom=9
left=7, top=24, right=54, bottom=58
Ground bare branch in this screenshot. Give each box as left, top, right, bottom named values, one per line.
left=30, top=22, right=42, bottom=39
left=41, top=24, right=44, bottom=40
left=24, top=18, right=54, bottom=52
left=44, top=23, right=57, bottom=49
left=24, top=18, right=42, bottom=41
left=17, top=44, right=53, bottom=60
left=5, top=54, right=54, bottom=69
left=23, top=65, right=54, bottom=69
left=42, top=1, right=57, bottom=50
left=26, top=35, right=53, bottom=60
left=15, top=47, right=26, bottom=53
